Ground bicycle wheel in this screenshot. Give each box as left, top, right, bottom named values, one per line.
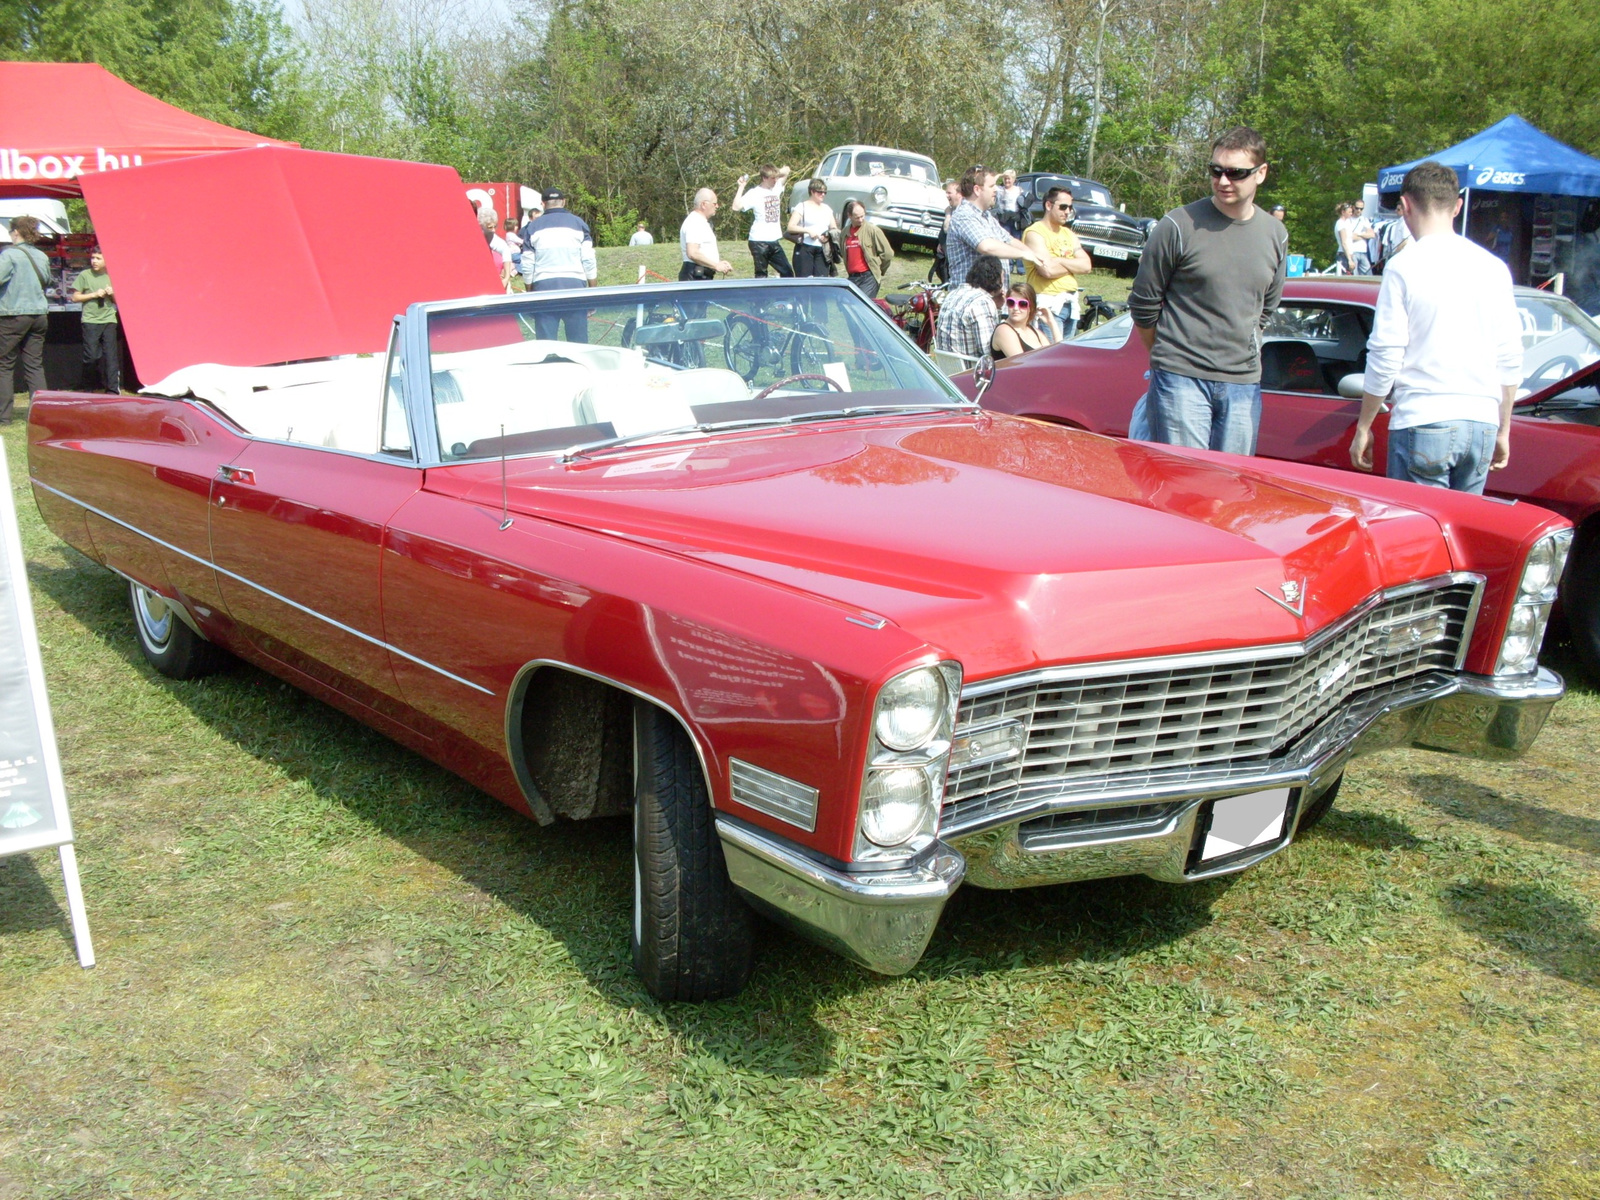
left=723, top=316, right=762, bottom=381
left=790, top=320, right=834, bottom=378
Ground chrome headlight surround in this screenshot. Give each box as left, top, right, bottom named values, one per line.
left=1495, top=528, right=1573, bottom=675
left=855, top=662, right=962, bottom=864
left=871, top=185, right=889, bottom=206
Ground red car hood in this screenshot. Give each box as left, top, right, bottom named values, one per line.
left=78, top=146, right=502, bottom=383
left=429, top=414, right=1454, bottom=680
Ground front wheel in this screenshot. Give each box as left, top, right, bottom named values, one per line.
left=129, top=581, right=231, bottom=679
left=632, top=702, right=754, bottom=1001
left=789, top=320, right=834, bottom=377
left=1296, top=773, right=1343, bottom=835
left=1564, top=530, right=1600, bottom=681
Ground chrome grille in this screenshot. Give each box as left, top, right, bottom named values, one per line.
left=883, top=203, right=944, bottom=230
left=1074, top=221, right=1144, bottom=249
left=944, top=578, right=1479, bottom=829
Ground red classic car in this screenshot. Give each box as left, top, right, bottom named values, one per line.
left=974, top=277, right=1600, bottom=677
left=27, top=151, right=1575, bottom=1001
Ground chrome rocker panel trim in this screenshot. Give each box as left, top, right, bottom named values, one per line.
left=717, top=666, right=1561, bottom=972
left=715, top=814, right=963, bottom=976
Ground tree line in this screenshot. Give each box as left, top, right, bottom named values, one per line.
left=4, top=0, right=1597, bottom=255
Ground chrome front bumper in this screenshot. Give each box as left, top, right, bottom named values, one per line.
left=717, top=668, right=1561, bottom=972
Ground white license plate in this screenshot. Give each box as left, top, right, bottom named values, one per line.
left=1201, top=787, right=1291, bottom=860
left=1092, top=245, right=1129, bottom=260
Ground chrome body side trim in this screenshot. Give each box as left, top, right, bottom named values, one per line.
left=30, top=479, right=494, bottom=696
left=716, top=814, right=964, bottom=975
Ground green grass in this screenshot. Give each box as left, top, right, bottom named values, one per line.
left=2, top=397, right=1598, bottom=1198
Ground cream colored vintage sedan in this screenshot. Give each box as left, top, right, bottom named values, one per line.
left=790, top=145, right=949, bottom=247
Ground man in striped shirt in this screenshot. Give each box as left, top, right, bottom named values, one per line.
left=518, top=187, right=598, bottom=341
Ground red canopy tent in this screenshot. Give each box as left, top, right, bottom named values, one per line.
left=0, top=61, right=296, bottom=199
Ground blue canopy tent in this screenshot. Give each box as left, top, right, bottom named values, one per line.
left=1377, top=116, right=1600, bottom=298
left=1378, top=115, right=1600, bottom=200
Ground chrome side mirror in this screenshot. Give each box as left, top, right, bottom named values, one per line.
left=1336, top=373, right=1365, bottom=400
left=973, top=354, right=996, bottom=404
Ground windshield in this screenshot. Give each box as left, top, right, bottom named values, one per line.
left=424, top=283, right=966, bottom=461
left=852, top=153, right=937, bottom=183
left=1071, top=312, right=1135, bottom=349
left=1031, top=177, right=1114, bottom=208
left=1516, top=292, right=1600, bottom=400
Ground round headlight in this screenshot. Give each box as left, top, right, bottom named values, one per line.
left=860, top=767, right=932, bottom=846
left=1518, top=538, right=1561, bottom=598
left=1499, top=604, right=1541, bottom=670
left=874, top=667, right=948, bottom=751
left=871, top=185, right=889, bottom=205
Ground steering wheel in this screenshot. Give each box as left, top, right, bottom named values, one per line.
left=1528, top=355, right=1580, bottom=387
left=752, top=374, right=846, bottom=402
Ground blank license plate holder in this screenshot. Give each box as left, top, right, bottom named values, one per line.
left=1186, top=787, right=1298, bottom=874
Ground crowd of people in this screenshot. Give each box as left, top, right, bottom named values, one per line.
left=0, top=134, right=1525, bottom=501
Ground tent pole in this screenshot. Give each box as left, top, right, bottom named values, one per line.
left=1460, top=187, right=1471, bottom=237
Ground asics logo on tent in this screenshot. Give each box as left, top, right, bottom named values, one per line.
left=1475, top=167, right=1526, bottom=186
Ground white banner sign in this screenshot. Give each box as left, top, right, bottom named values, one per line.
left=0, top=443, right=93, bottom=967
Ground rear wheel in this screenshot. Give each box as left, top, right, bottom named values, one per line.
left=723, top=315, right=763, bottom=382
left=129, top=581, right=230, bottom=679
left=1296, top=773, right=1343, bottom=835
left=632, top=702, right=754, bottom=1002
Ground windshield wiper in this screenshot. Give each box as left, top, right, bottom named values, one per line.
left=561, top=403, right=974, bottom=463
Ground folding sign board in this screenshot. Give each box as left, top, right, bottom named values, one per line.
left=0, top=445, right=93, bottom=967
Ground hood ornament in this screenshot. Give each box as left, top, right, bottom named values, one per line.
left=1257, top=579, right=1307, bottom=618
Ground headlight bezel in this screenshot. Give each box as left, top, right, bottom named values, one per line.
left=1494, top=527, right=1573, bottom=676
left=871, top=184, right=889, bottom=206
left=855, top=662, right=962, bottom=863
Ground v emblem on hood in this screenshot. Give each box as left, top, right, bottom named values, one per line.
left=1256, top=579, right=1307, bottom=618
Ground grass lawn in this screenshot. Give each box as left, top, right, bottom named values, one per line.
left=2, top=342, right=1597, bottom=1197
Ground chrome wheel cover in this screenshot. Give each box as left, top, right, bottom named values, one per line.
left=132, top=584, right=175, bottom=650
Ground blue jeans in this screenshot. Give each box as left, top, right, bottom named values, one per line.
left=530, top=277, right=589, bottom=342
left=1387, top=420, right=1497, bottom=494
left=1147, top=367, right=1262, bottom=454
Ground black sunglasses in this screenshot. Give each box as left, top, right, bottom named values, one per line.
left=1209, top=162, right=1263, bottom=181
left=1053, top=201, right=1075, bottom=210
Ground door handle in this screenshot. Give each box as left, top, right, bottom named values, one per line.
left=216, top=464, right=256, bottom=486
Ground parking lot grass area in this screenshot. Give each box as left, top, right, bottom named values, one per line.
left=594, top=242, right=1136, bottom=306
left=4, top=412, right=1598, bottom=1199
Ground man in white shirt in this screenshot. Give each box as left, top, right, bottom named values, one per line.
left=1351, top=160, right=1524, bottom=494
left=679, top=188, right=733, bottom=282
left=731, top=164, right=793, bottom=277
left=628, top=221, right=654, bottom=246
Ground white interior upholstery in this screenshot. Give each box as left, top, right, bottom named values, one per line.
left=144, top=341, right=756, bottom=459
left=145, top=358, right=387, bottom=454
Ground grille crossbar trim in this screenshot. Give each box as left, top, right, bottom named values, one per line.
left=944, top=574, right=1482, bottom=830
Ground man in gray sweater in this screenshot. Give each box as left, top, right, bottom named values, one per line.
left=1128, top=127, right=1288, bottom=454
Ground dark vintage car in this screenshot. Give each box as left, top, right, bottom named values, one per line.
left=31, top=150, right=1574, bottom=1002
left=1015, top=172, right=1150, bottom=269
left=974, top=276, right=1600, bottom=677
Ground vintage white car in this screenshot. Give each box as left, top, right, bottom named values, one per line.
left=790, top=145, right=949, bottom=247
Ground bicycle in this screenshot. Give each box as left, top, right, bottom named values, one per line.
left=721, top=297, right=832, bottom=383
left=620, top=297, right=708, bottom=369
left=880, top=280, right=945, bottom=352
left=1075, top=294, right=1126, bottom=334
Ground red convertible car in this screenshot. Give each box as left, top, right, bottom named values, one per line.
left=975, top=277, right=1600, bottom=677
left=27, top=151, right=1575, bottom=1001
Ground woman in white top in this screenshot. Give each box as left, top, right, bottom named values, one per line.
left=788, top=179, right=839, bottom=278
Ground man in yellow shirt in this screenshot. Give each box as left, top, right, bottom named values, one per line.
left=1024, top=186, right=1093, bottom=332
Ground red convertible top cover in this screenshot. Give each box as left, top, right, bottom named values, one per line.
left=79, top=146, right=503, bottom=382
